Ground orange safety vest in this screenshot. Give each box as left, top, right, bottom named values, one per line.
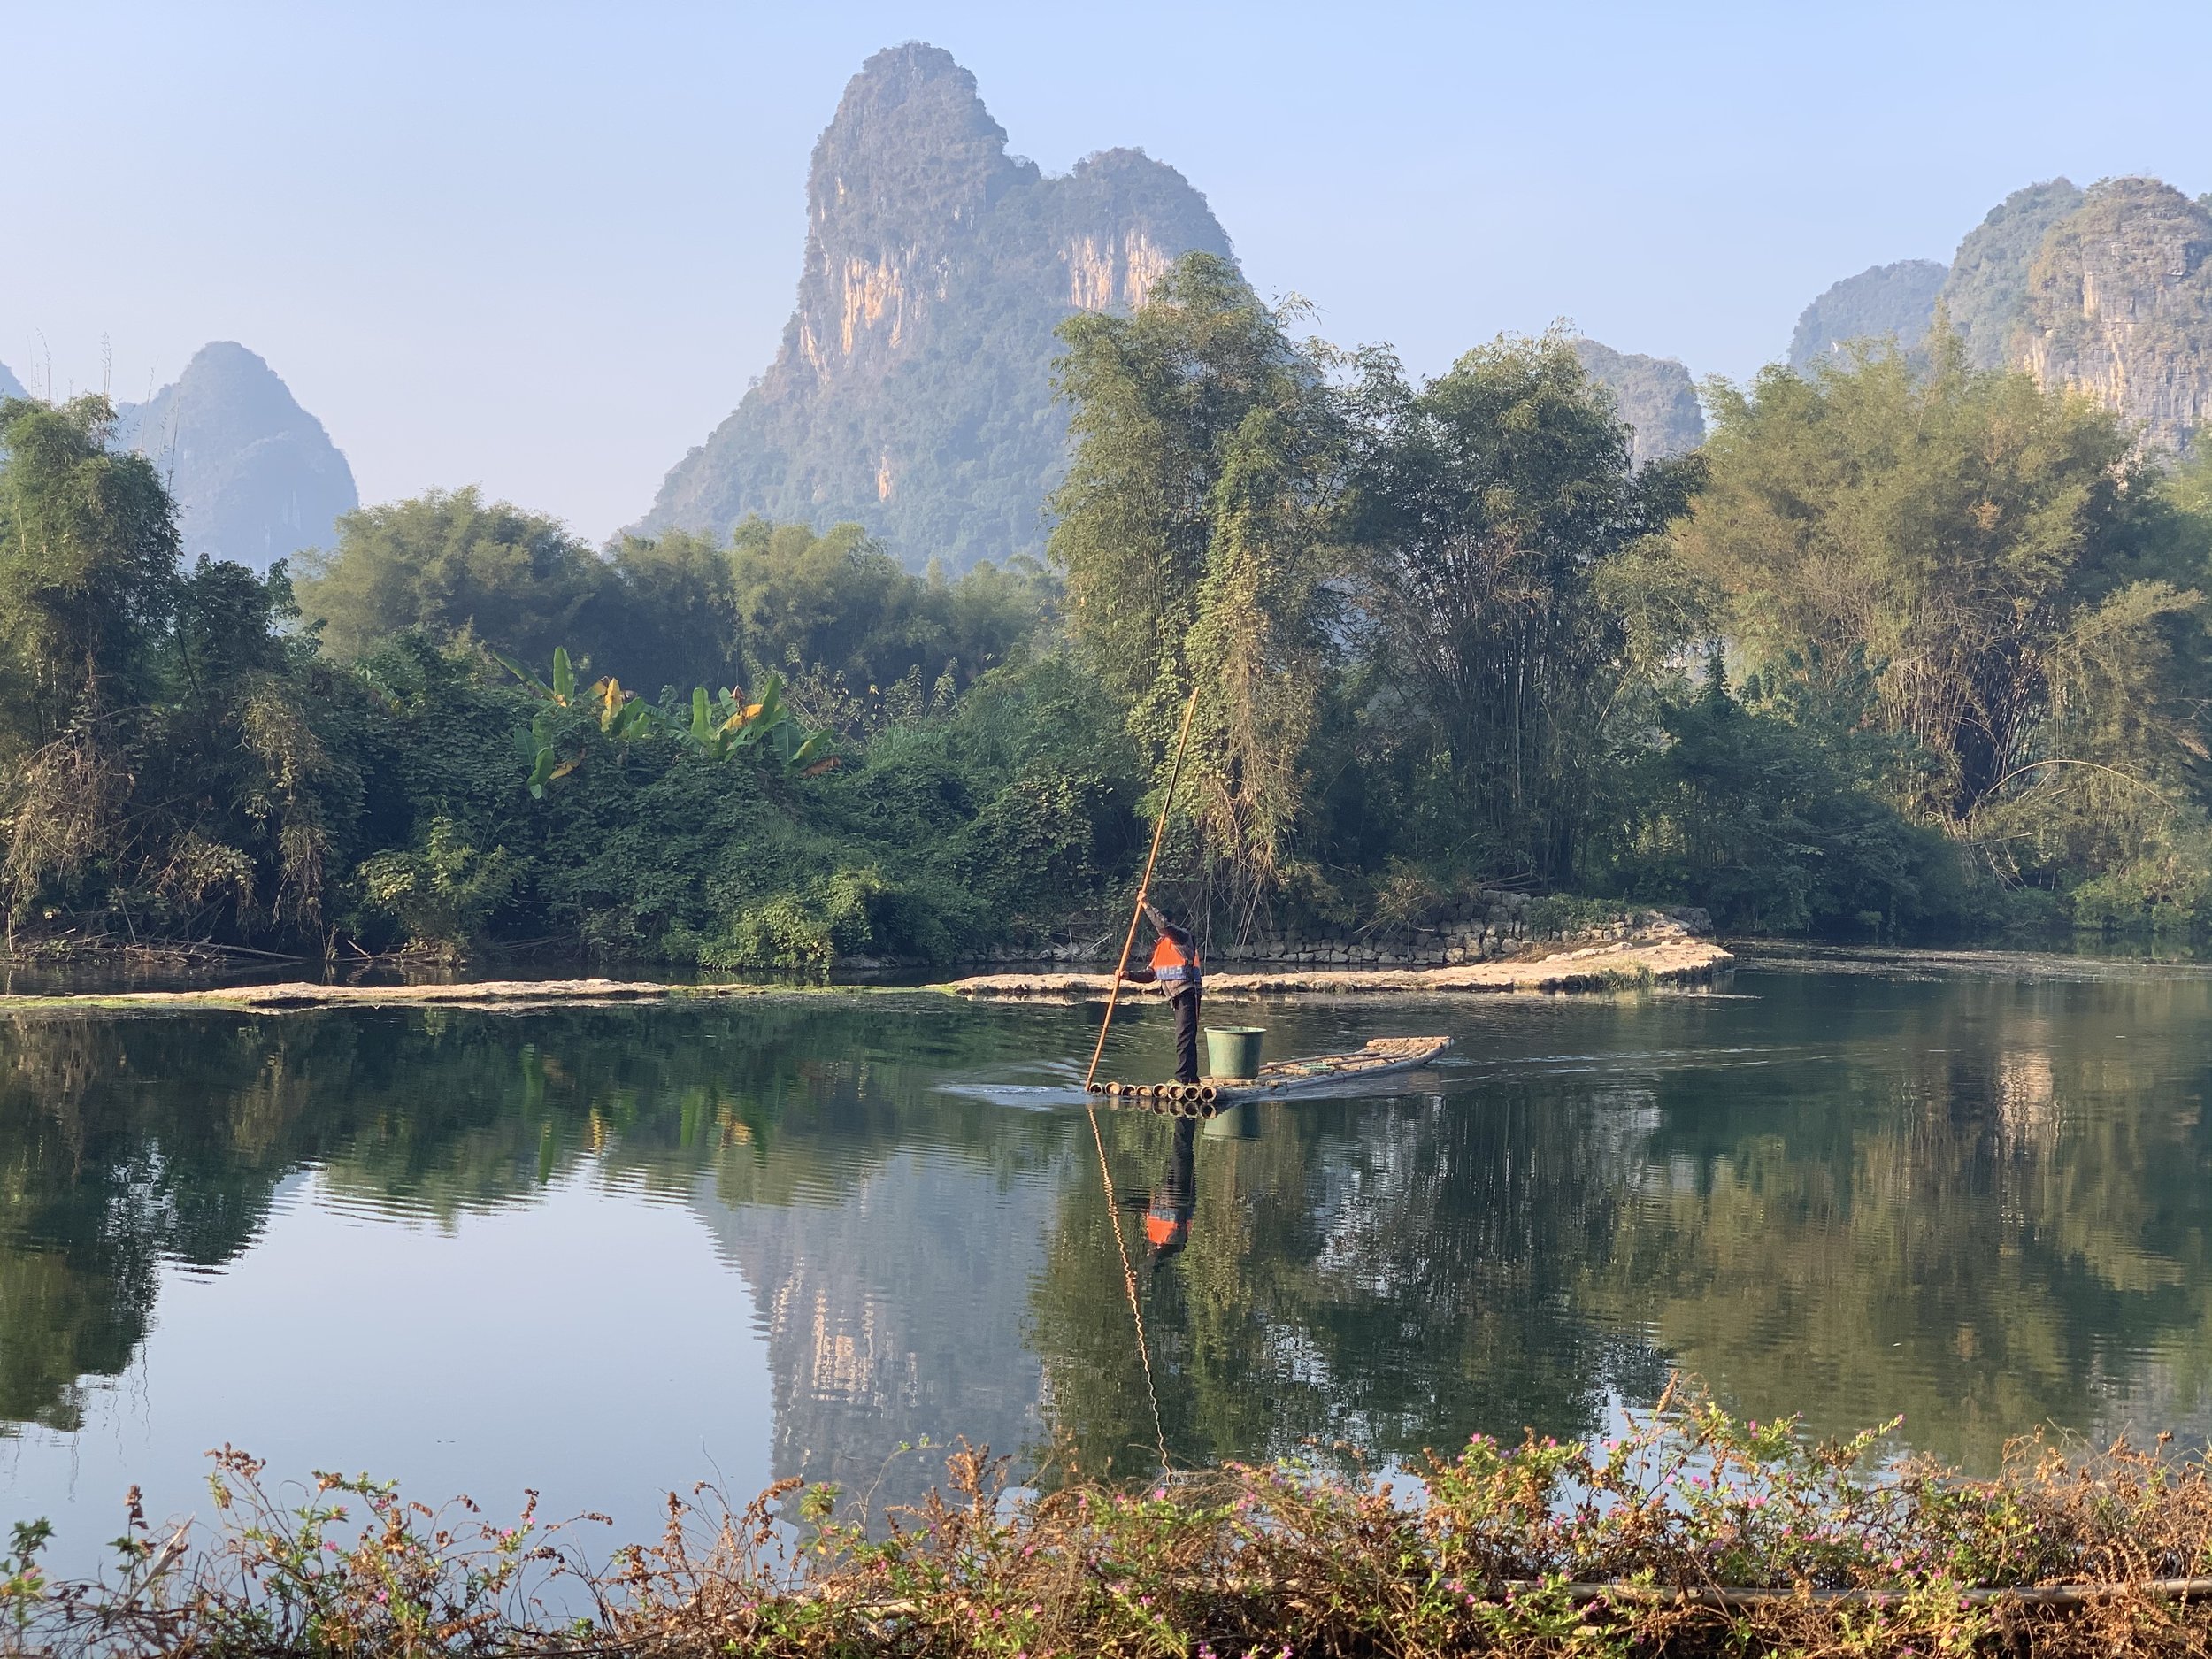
left=1149, top=933, right=1200, bottom=985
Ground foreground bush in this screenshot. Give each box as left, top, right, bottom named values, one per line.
left=12, top=1390, right=2212, bottom=1655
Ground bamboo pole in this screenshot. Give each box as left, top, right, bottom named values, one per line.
left=1082, top=685, right=1203, bottom=1093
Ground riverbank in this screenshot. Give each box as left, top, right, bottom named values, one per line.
left=0, top=932, right=1729, bottom=1014
left=948, top=928, right=1732, bottom=1000
left=7, top=1391, right=2204, bottom=1657
left=0, top=975, right=780, bottom=1016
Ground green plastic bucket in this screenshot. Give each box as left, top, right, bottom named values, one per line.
left=1205, top=1025, right=1265, bottom=1080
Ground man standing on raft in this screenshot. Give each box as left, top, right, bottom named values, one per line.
left=1118, top=900, right=1203, bottom=1084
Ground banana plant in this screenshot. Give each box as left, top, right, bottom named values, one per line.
left=682, top=672, right=837, bottom=773
left=500, top=649, right=668, bottom=796
left=594, top=675, right=661, bottom=741
left=494, top=646, right=578, bottom=706
left=688, top=676, right=776, bottom=759
left=503, top=650, right=836, bottom=795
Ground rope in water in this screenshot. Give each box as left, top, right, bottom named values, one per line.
left=1079, top=683, right=1202, bottom=1475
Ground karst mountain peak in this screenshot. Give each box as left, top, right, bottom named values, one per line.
left=1787, top=173, right=2212, bottom=456
left=639, top=42, right=1233, bottom=570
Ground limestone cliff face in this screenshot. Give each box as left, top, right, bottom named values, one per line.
left=1791, top=175, right=2212, bottom=456
left=1787, top=259, right=1948, bottom=373
left=640, top=43, right=1233, bottom=570
left=2014, top=178, right=2212, bottom=455
left=114, top=342, right=357, bottom=572
left=1570, top=339, right=1704, bottom=465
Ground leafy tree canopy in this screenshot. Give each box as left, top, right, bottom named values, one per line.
left=296, top=487, right=609, bottom=667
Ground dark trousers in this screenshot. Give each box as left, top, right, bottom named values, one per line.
left=1171, top=988, right=1202, bottom=1084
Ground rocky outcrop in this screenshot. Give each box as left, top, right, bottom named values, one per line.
left=1787, top=258, right=1948, bottom=373
left=1938, top=179, right=2085, bottom=369
left=2013, top=178, right=2212, bottom=455
left=114, top=342, right=357, bottom=572
left=638, top=43, right=1234, bottom=572
left=0, top=359, right=24, bottom=401
left=1571, top=339, right=1704, bottom=464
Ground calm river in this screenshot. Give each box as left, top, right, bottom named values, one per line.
left=5, top=960, right=2211, bottom=1567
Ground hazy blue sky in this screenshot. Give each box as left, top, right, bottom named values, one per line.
left=4, top=1, right=2207, bottom=541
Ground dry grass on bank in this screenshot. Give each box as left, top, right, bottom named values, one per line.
left=12, top=1388, right=2212, bottom=1656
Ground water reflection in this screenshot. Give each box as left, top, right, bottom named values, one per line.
left=1141, top=1118, right=1197, bottom=1265
left=3, top=970, right=2212, bottom=1555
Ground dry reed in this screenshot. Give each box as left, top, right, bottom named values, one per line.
left=12, top=1386, right=2212, bottom=1655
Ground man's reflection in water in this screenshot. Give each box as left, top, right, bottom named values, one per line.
left=1141, top=1103, right=1264, bottom=1270
left=1144, top=1116, right=1198, bottom=1264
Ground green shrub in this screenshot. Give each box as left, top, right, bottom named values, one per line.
left=356, top=818, right=519, bottom=959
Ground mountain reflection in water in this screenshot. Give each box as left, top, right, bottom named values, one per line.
left=4, top=968, right=2212, bottom=1563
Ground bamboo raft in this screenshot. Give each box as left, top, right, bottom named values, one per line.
left=1086, top=1036, right=1453, bottom=1116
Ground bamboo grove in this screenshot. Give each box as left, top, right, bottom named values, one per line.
left=4, top=252, right=2209, bottom=965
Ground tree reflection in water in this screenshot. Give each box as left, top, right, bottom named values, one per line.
left=3, top=970, right=2211, bottom=1500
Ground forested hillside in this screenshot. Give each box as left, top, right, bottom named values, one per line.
left=1787, top=259, right=1948, bottom=371
left=637, top=44, right=1233, bottom=572
left=6, top=251, right=2209, bottom=970
left=1939, top=179, right=2085, bottom=366
left=1793, top=174, right=2212, bottom=454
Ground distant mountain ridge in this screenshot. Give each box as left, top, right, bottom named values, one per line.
left=111, top=342, right=357, bottom=573
left=1787, top=259, right=1948, bottom=372
left=3, top=342, right=355, bottom=573
left=1571, top=339, right=1705, bottom=464
left=637, top=43, right=1235, bottom=571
